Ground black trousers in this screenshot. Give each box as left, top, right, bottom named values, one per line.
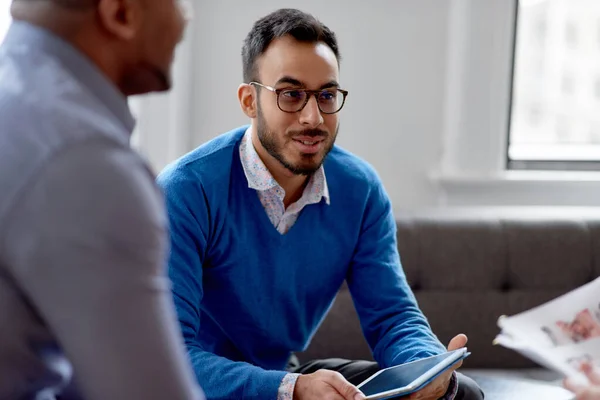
left=287, top=357, right=484, bottom=400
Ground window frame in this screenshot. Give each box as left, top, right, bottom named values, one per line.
left=435, top=0, right=600, bottom=206
left=506, top=0, right=600, bottom=172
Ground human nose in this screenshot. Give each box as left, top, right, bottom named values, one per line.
left=298, top=94, right=324, bottom=128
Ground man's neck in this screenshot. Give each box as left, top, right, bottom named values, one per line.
left=251, top=130, right=309, bottom=208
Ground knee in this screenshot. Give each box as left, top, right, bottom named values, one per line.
left=456, top=373, right=485, bottom=400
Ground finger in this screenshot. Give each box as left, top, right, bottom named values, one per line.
left=407, top=386, right=435, bottom=400
left=407, top=389, right=425, bottom=400
left=450, top=359, right=463, bottom=371
left=406, top=385, right=443, bottom=400
left=325, top=371, right=366, bottom=400
left=407, top=371, right=450, bottom=400
left=564, top=377, right=587, bottom=394
left=443, top=353, right=464, bottom=373
left=578, top=387, right=600, bottom=400
left=581, top=363, right=600, bottom=385
left=447, top=334, right=468, bottom=351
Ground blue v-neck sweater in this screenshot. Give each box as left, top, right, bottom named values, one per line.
left=157, top=126, right=445, bottom=400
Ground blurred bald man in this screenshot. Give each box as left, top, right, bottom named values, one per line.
left=0, top=0, right=204, bottom=399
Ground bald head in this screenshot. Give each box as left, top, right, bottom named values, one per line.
left=10, top=0, right=188, bottom=96
left=14, top=0, right=97, bottom=11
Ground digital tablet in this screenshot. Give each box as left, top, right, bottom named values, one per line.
left=357, top=348, right=470, bottom=400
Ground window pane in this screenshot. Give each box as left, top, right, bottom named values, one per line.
left=0, top=0, right=10, bottom=44
left=508, top=0, right=600, bottom=168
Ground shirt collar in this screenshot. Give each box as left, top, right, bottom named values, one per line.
left=239, top=127, right=330, bottom=204
left=2, top=21, right=136, bottom=134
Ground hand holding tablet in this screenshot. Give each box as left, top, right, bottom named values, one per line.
left=294, top=369, right=367, bottom=400
left=358, top=334, right=470, bottom=400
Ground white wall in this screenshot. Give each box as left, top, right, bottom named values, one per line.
left=187, top=0, right=451, bottom=211
left=135, top=0, right=600, bottom=209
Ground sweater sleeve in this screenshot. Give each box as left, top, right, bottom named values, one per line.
left=345, top=173, right=446, bottom=368
left=157, top=169, right=287, bottom=400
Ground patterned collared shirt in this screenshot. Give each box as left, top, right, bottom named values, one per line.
left=239, top=128, right=329, bottom=399
left=239, top=128, right=330, bottom=235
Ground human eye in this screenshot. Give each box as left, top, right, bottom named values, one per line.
left=319, top=90, right=337, bottom=102
left=281, top=89, right=305, bottom=100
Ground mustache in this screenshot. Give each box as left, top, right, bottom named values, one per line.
left=289, top=129, right=328, bottom=139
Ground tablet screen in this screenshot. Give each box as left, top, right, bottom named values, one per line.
left=359, top=351, right=464, bottom=397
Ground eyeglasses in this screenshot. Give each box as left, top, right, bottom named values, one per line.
left=250, top=82, right=348, bottom=114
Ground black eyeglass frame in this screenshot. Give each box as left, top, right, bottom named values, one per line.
left=250, top=81, right=349, bottom=114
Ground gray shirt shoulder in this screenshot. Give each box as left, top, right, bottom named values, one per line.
left=1, top=140, right=200, bottom=400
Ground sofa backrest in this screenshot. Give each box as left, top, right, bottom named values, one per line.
left=299, top=207, right=600, bottom=369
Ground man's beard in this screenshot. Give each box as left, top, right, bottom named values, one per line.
left=256, top=105, right=337, bottom=176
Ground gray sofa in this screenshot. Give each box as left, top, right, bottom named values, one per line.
left=298, top=207, right=600, bottom=386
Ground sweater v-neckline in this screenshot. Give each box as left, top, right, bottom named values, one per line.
left=233, top=143, right=317, bottom=239
left=246, top=180, right=314, bottom=239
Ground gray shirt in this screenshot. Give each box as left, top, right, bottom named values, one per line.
left=0, top=21, right=203, bottom=400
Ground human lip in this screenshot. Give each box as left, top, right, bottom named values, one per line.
left=293, top=136, right=326, bottom=145
left=292, top=136, right=325, bottom=154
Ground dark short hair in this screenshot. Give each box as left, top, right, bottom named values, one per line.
left=241, top=8, right=341, bottom=83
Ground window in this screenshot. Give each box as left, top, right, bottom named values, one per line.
left=560, top=73, right=575, bottom=96
left=594, top=77, right=600, bottom=101
left=0, top=0, right=10, bottom=44
left=535, top=18, right=547, bottom=42
left=508, top=0, right=600, bottom=171
left=598, top=19, right=600, bottom=50
left=589, top=123, right=600, bottom=144
left=565, top=21, right=578, bottom=48
left=437, top=0, right=600, bottom=207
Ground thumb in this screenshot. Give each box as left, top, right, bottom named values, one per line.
left=447, top=334, right=468, bottom=351
left=564, top=377, right=587, bottom=394
left=583, top=387, right=600, bottom=399
left=582, top=363, right=600, bottom=385
left=327, top=372, right=366, bottom=400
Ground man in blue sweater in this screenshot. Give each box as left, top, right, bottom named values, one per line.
left=158, top=8, right=484, bottom=400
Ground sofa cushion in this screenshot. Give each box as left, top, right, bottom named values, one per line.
left=299, top=207, right=600, bottom=370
